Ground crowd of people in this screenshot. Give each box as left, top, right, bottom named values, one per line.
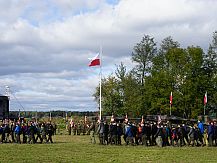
left=85, top=118, right=217, bottom=147
left=67, top=120, right=90, bottom=136
left=0, top=119, right=56, bottom=144
left=3, top=116, right=217, bottom=148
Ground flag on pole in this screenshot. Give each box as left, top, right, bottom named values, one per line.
left=170, top=92, right=173, bottom=105
left=204, top=92, right=207, bottom=105
left=88, top=53, right=100, bottom=67
left=88, top=49, right=102, bottom=120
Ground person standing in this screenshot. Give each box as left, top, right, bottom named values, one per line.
left=21, top=123, right=28, bottom=144
left=182, top=124, right=189, bottom=146
left=35, top=124, right=43, bottom=143
left=103, top=121, right=109, bottom=145
left=137, top=123, right=143, bottom=145
left=213, top=121, right=217, bottom=146
left=10, top=121, right=16, bottom=143
left=117, top=123, right=123, bottom=145
left=77, top=123, right=82, bottom=135
left=198, top=120, right=204, bottom=146
left=188, top=125, right=195, bottom=146
left=125, top=122, right=134, bottom=145
left=47, top=121, right=54, bottom=143
left=177, top=125, right=184, bottom=147
left=73, top=123, right=77, bottom=135
left=89, top=121, right=96, bottom=144
left=41, top=123, right=47, bottom=143
left=110, top=122, right=118, bottom=145
left=208, top=122, right=214, bottom=146
left=53, top=122, right=57, bottom=135
left=14, top=123, right=21, bottom=144
left=67, top=121, right=71, bottom=135
left=27, top=122, right=36, bottom=144
left=97, top=120, right=104, bottom=145
left=155, top=125, right=163, bottom=147
left=151, top=123, right=158, bottom=146
left=141, top=123, right=148, bottom=146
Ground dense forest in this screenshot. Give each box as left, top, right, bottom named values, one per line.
left=94, top=31, right=217, bottom=119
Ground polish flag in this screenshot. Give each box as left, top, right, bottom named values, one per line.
left=88, top=53, right=100, bottom=67
left=170, top=92, right=173, bottom=105
left=204, top=92, right=207, bottom=105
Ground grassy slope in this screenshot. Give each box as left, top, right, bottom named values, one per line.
left=1, top=135, right=217, bottom=163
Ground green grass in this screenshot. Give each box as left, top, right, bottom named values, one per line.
left=1, top=135, right=217, bottom=163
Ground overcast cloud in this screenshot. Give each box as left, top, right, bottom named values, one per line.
left=0, top=0, right=216, bottom=112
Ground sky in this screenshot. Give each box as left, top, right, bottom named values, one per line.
left=0, top=0, right=216, bottom=112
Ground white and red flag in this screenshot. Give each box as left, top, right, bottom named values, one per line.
left=88, top=49, right=102, bottom=120
left=88, top=53, right=100, bottom=67
left=204, top=92, right=207, bottom=105
left=170, top=92, right=173, bottom=105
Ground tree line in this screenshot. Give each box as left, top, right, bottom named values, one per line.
left=94, top=31, right=217, bottom=119
left=9, top=111, right=97, bottom=119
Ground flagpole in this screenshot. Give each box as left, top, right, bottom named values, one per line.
left=99, top=46, right=102, bottom=120
left=170, top=92, right=172, bottom=116
left=204, top=92, right=207, bottom=116
left=204, top=105, right=205, bottom=116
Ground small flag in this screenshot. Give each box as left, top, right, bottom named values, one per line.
left=88, top=53, right=100, bottom=67
left=204, top=92, right=207, bottom=105
left=170, top=92, right=173, bottom=105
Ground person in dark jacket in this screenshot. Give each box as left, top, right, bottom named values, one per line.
left=171, top=127, right=178, bottom=146
left=142, top=123, right=148, bottom=146
left=177, top=125, right=184, bottom=147
left=208, top=122, right=214, bottom=146
left=35, top=124, right=43, bottom=143
left=117, top=123, right=123, bottom=145
left=182, top=124, right=189, bottom=146
left=188, top=125, right=195, bottom=146
left=46, top=121, right=54, bottom=143
left=4, top=123, right=10, bottom=143
left=131, top=123, right=137, bottom=145
left=213, top=122, right=217, bottom=146
left=109, top=122, right=117, bottom=145
left=21, top=123, right=28, bottom=143
left=151, top=123, right=158, bottom=146
left=103, top=121, right=109, bottom=145
left=10, top=121, right=16, bottom=143
left=1, top=124, right=6, bottom=143
left=27, top=122, right=36, bottom=144
left=165, top=125, right=171, bottom=146
left=97, top=120, right=104, bottom=145
left=41, top=123, right=47, bottom=143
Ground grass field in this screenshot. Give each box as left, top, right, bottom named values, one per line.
left=1, top=135, right=217, bottom=163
